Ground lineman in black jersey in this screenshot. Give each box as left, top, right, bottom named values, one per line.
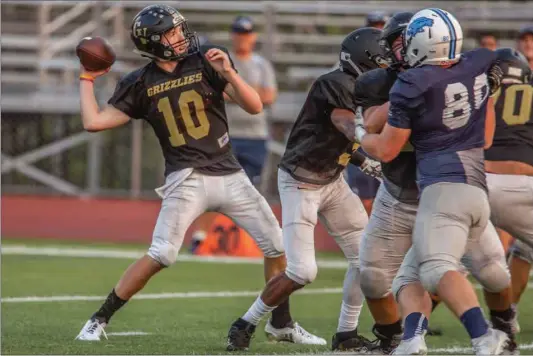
left=227, top=27, right=386, bottom=352
left=485, top=48, right=533, bottom=335
left=352, top=12, right=416, bottom=354
left=75, top=5, right=323, bottom=345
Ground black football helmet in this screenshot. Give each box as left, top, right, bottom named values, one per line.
left=130, top=4, right=199, bottom=61
left=339, top=27, right=389, bottom=77
left=378, top=11, right=413, bottom=69
left=494, top=48, right=532, bottom=84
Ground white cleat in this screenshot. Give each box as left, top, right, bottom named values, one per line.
left=392, top=335, right=428, bottom=355
left=75, top=318, right=108, bottom=341
left=511, top=305, right=521, bottom=334
left=511, top=317, right=521, bottom=335
left=471, top=328, right=509, bottom=356
left=264, top=320, right=327, bottom=345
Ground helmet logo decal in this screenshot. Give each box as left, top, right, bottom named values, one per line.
left=406, top=17, right=434, bottom=38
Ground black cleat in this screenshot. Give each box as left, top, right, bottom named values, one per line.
left=226, top=318, right=256, bottom=352
left=491, top=315, right=519, bottom=355
left=369, top=324, right=402, bottom=354
left=332, top=329, right=373, bottom=352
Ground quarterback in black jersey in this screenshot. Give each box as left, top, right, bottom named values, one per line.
left=485, top=48, right=533, bottom=335
left=75, top=4, right=323, bottom=345
left=227, top=27, right=386, bottom=352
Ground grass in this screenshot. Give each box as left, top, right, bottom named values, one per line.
left=1, top=239, right=532, bottom=355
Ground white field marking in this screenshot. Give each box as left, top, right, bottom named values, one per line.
left=429, top=342, right=533, bottom=354
left=1, top=287, right=345, bottom=303
left=1, top=245, right=348, bottom=269
left=3, top=282, right=533, bottom=304
left=4, top=245, right=533, bottom=276
left=107, top=331, right=151, bottom=336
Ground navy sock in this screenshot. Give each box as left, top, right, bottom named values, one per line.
left=403, top=312, right=428, bottom=340
left=460, top=307, right=489, bottom=339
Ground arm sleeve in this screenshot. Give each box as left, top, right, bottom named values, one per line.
left=201, top=44, right=238, bottom=93
left=314, top=79, right=356, bottom=113
left=387, top=79, right=424, bottom=129
left=107, top=73, right=146, bottom=120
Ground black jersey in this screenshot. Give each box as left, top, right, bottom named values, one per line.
left=108, top=44, right=242, bottom=177
left=485, top=82, right=533, bottom=167
left=279, top=69, right=360, bottom=185
left=354, top=68, right=418, bottom=202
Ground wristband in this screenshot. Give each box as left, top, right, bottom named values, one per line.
left=80, top=74, right=95, bottom=83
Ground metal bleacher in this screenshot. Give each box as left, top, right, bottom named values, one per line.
left=1, top=1, right=532, bottom=198
left=2, top=1, right=532, bottom=116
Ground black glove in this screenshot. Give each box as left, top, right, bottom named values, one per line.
left=487, top=62, right=504, bottom=97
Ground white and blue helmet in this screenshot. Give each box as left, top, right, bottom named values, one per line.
left=403, top=8, right=463, bottom=68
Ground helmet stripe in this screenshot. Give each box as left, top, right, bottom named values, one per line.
left=430, top=8, right=457, bottom=60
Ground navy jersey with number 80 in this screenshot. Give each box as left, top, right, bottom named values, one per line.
left=388, top=48, right=496, bottom=191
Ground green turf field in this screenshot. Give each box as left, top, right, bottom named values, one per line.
left=2, top=239, right=532, bottom=355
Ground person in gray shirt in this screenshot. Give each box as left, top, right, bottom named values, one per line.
left=225, top=15, right=278, bottom=184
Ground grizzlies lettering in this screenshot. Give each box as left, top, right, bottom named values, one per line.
left=147, top=72, right=203, bottom=97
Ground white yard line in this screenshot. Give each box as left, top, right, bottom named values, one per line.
left=107, top=331, right=151, bottom=336
left=1, top=245, right=348, bottom=269
left=430, top=342, right=533, bottom=353
left=3, top=282, right=533, bottom=304
left=1, top=287, right=344, bottom=303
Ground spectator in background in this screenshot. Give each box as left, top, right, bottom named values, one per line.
left=477, top=32, right=498, bottom=50
left=518, top=25, right=533, bottom=70
left=225, top=15, right=278, bottom=185
left=366, top=11, right=389, bottom=29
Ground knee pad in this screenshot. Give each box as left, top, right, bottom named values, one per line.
left=419, top=259, right=459, bottom=294
left=147, top=236, right=180, bottom=266
left=511, top=240, right=533, bottom=264
left=391, top=272, right=418, bottom=301
left=285, top=260, right=318, bottom=285
left=360, top=266, right=391, bottom=299
left=473, top=260, right=510, bottom=293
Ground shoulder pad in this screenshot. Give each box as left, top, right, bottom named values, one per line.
left=114, top=66, right=149, bottom=96
left=463, top=48, right=497, bottom=70
left=355, top=68, right=396, bottom=99
left=118, top=66, right=148, bottom=87
left=391, top=72, right=424, bottom=99
left=316, top=70, right=356, bottom=91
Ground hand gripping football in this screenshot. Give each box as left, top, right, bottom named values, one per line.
left=76, top=36, right=116, bottom=71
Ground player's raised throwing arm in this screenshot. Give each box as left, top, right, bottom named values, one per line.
left=204, top=48, right=262, bottom=114
left=79, top=67, right=132, bottom=132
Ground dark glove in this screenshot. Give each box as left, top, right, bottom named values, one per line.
left=359, top=157, right=382, bottom=180
left=487, top=62, right=504, bottom=97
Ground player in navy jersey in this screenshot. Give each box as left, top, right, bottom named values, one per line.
left=485, top=47, right=533, bottom=337
left=355, top=9, right=512, bottom=355
left=75, top=4, right=323, bottom=345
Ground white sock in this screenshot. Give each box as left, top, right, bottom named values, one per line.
left=242, top=296, right=276, bottom=326
left=337, top=301, right=363, bottom=332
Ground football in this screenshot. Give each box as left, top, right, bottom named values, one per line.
left=76, top=36, right=116, bottom=72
